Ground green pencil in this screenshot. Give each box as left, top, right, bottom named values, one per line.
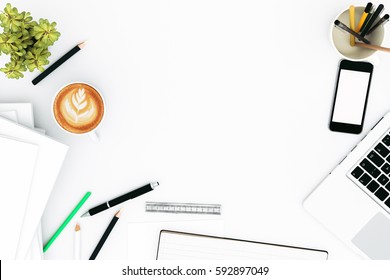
left=43, top=191, right=91, bottom=253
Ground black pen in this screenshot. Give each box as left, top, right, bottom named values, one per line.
left=360, top=4, right=384, bottom=38
left=81, top=182, right=159, bottom=217
left=334, top=20, right=370, bottom=44
left=366, top=14, right=389, bottom=35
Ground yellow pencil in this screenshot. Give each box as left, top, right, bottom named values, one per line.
left=349, top=5, right=356, bottom=46
left=356, top=3, right=373, bottom=32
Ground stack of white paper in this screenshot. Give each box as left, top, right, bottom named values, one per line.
left=0, top=104, right=68, bottom=260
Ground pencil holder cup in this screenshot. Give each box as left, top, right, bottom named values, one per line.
left=331, top=6, right=385, bottom=61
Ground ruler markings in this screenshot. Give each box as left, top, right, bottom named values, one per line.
left=145, top=202, right=221, bottom=215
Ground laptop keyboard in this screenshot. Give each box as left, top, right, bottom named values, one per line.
left=350, top=133, right=390, bottom=209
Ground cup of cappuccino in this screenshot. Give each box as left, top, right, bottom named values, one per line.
left=53, top=82, right=105, bottom=141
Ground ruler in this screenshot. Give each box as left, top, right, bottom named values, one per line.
left=145, top=201, right=221, bottom=215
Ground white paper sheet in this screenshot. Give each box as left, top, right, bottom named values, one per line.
left=34, top=128, right=46, bottom=135
left=0, top=136, right=38, bottom=259
left=28, top=222, right=44, bottom=260
left=0, top=111, right=18, bottom=123
left=0, top=106, right=41, bottom=259
left=0, top=104, right=50, bottom=259
left=158, top=231, right=329, bottom=260
left=127, top=219, right=224, bottom=260
left=28, top=128, right=46, bottom=260
left=0, top=103, right=34, bottom=129
left=0, top=117, right=68, bottom=259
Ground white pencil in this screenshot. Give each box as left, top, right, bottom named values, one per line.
left=74, top=223, right=81, bottom=260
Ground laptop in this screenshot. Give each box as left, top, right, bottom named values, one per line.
left=304, top=111, right=390, bottom=259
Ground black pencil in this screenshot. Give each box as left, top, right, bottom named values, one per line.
left=32, top=41, right=87, bottom=85
left=89, top=209, right=122, bottom=260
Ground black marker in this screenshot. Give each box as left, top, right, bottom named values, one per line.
left=360, top=3, right=375, bottom=32
left=334, top=20, right=371, bottom=44
left=360, top=4, right=384, bottom=38
left=366, top=14, right=389, bottom=35
left=81, top=182, right=159, bottom=217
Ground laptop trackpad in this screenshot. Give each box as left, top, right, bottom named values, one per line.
left=352, top=212, right=390, bottom=259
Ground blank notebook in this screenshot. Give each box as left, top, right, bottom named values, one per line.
left=157, top=230, right=328, bottom=260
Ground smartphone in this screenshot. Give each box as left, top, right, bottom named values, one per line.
left=329, top=59, right=373, bottom=134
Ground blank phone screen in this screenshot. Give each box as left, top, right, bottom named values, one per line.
left=332, top=69, right=371, bottom=125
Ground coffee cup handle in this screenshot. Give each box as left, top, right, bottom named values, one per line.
left=88, top=130, right=100, bottom=142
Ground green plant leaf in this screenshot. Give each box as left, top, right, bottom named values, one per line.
left=31, top=19, right=60, bottom=48
left=0, top=58, right=26, bottom=79
left=24, top=47, right=51, bottom=72
left=0, top=32, right=21, bottom=54
left=0, top=3, right=24, bottom=32
left=0, top=3, right=60, bottom=79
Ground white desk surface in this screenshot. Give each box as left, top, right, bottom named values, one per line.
left=2, top=0, right=390, bottom=260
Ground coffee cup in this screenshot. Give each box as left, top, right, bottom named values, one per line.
left=53, top=82, right=105, bottom=142
left=331, top=6, right=385, bottom=61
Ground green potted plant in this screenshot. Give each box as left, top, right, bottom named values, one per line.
left=0, top=3, right=60, bottom=79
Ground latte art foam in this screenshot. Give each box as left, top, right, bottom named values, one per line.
left=54, top=83, right=104, bottom=134
left=64, top=88, right=96, bottom=124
